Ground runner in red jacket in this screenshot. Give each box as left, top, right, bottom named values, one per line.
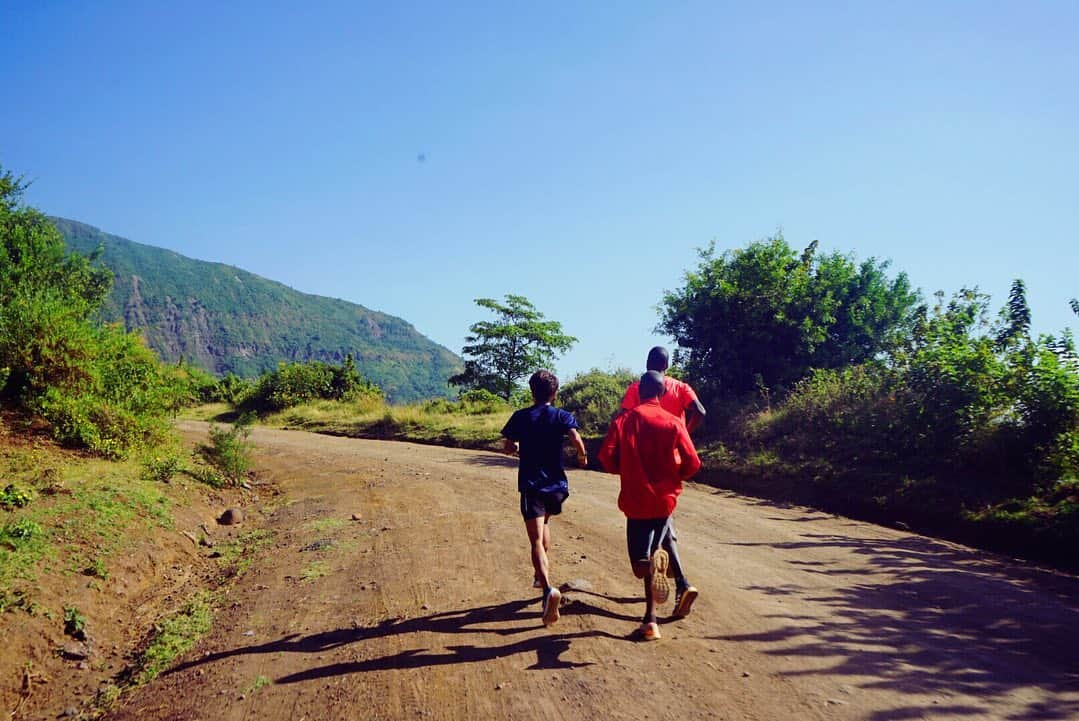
left=598, top=371, right=701, bottom=640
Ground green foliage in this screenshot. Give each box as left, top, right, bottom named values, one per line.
left=63, top=605, right=86, bottom=637
left=142, top=454, right=183, bottom=483
left=0, top=167, right=181, bottom=457
left=744, top=289, right=1079, bottom=496
left=2, top=518, right=42, bottom=546
left=132, top=591, right=214, bottom=684
left=0, top=483, right=34, bottom=510
left=56, top=217, right=461, bottom=402
left=422, top=388, right=511, bottom=415
left=557, top=368, right=637, bottom=436
left=207, top=372, right=253, bottom=405
left=450, top=295, right=577, bottom=400
left=85, top=558, right=109, bottom=580
left=202, top=419, right=255, bottom=484
left=659, top=236, right=919, bottom=403
left=245, top=356, right=381, bottom=412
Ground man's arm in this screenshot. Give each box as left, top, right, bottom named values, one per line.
left=675, top=423, right=702, bottom=480
left=597, top=418, right=621, bottom=474
left=684, top=399, right=706, bottom=434
left=568, top=428, right=588, bottom=467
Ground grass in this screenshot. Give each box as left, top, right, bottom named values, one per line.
left=246, top=675, right=272, bottom=694
left=300, top=560, right=329, bottom=582
left=131, top=590, right=215, bottom=685
left=257, top=397, right=507, bottom=449
left=214, top=529, right=275, bottom=576
left=0, top=447, right=173, bottom=611
left=305, top=517, right=345, bottom=534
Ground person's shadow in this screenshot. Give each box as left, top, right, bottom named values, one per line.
left=167, top=591, right=641, bottom=681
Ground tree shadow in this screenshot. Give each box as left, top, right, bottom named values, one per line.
left=714, top=533, right=1079, bottom=720
left=461, top=453, right=519, bottom=469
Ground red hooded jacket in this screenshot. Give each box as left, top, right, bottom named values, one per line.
left=598, top=398, right=702, bottom=519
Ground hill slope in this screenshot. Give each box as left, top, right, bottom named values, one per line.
left=53, top=217, right=461, bottom=402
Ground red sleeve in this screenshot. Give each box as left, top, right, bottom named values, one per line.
left=677, top=379, right=699, bottom=410
left=598, top=416, right=622, bottom=474
left=620, top=382, right=639, bottom=411
left=675, top=422, right=701, bottom=480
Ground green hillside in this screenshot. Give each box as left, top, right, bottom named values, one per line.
left=53, top=217, right=461, bottom=402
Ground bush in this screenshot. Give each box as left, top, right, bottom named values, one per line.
left=557, top=368, right=636, bottom=435
left=143, top=455, right=183, bottom=484
left=0, top=484, right=34, bottom=510
left=0, top=167, right=183, bottom=457
left=244, top=357, right=381, bottom=413
left=201, top=420, right=254, bottom=484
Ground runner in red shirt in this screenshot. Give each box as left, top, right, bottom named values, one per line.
left=599, top=371, right=701, bottom=641
left=617, top=346, right=705, bottom=618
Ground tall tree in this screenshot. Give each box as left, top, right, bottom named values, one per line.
left=658, top=235, right=919, bottom=402
left=449, top=295, right=576, bottom=400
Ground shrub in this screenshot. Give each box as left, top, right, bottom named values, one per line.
left=0, top=484, right=34, bottom=510
left=201, top=420, right=254, bottom=484
left=557, top=368, right=636, bottom=436
left=63, top=605, right=87, bottom=638
left=142, top=455, right=182, bottom=484
left=0, top=167, right=183, bottom=457
left=244, top=357, right=381, bottom=413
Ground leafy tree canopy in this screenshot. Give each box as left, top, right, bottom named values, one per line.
left=658, top=235, right=920, bottom=402
left=0, top=166, right=179, bottom=456
left=450, top=295, right=576, bottom=401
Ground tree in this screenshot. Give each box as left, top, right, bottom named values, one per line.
left=0, top=165, right=179, bottom=456
left=658, top=235, right=919, bottom=403
left=449, top=295, right=576, bottom=400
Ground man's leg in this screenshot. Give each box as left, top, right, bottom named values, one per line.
left=627, top=519, right=662, bottom=639
left=527, top=514, right=561, bottom=626
left=533, top=517, right=552, bottom=588
left=661, top=518, right=688, bottom=588
left=663, top=518, right=699, bottom=618
left=525, top=516, right=550, bottom=591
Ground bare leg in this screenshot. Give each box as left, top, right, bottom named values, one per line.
left=526, top=517, right=551, bottom=590
left=542, top=517, right=551, bottom=556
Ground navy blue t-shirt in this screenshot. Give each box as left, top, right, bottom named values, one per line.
left=501, top=404, right=579, bottom=494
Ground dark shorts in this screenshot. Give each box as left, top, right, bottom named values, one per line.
left=626, top=517, right=671, bottom=564
left=520, top=490, right=568, bottom=521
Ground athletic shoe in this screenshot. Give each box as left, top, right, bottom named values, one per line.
left=650, top=549, right=671, bottom=605
left=672, top=586, right=698, bottom=618
left=640, top=621, right=661, bottom=641
left=542, top=587, right=562, bottom=626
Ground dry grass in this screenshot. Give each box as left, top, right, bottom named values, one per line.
left=256, top=397, right=507, bottom=449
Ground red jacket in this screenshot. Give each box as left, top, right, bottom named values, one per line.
left=598, top=398, right=702, bottom=519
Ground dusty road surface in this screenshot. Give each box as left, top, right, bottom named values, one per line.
left=107, top=423, right=1079, bottom=721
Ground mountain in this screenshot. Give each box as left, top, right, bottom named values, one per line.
left=53, top=217, right=461, bottom=403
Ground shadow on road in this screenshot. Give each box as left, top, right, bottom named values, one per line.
left=170, top=593, right=638, bottom=682
left=716, top=532, right=1079, bottom=720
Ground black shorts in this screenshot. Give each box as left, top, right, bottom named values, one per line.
left=626, top=517, right=671, bottom=564
left=520, top=490, right=568, bottom=521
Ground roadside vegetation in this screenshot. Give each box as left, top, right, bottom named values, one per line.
left=660, top=238, right=1079, bottom=569
left=196, top=237, right=1078, bottom=570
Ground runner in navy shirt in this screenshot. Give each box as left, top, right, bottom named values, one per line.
left=501, top=370, right=587, bottom=627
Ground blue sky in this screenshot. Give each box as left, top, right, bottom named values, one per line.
left=3, top=1, right=1077, bottom=380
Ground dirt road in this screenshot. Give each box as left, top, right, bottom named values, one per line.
left=108, top=423, right=1079, bottom=721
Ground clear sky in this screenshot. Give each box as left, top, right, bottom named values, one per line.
left=3, top=1, right=1077, bottom=380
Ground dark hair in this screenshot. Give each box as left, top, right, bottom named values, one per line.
left=646, top=346, right=670, bottom=372
left=529, top=370, right=559, bottom=402
left=639, top=370, right=666, bottom=400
